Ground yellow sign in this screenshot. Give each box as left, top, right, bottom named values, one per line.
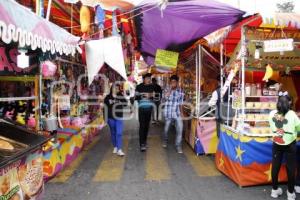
left=155, top=49, right=179, bottom=69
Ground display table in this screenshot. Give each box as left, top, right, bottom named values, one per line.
left=215, top=125, right=294, bottom=187
left=0, top=121, right=48, bottom=200
left=43, top=116, right=105, bottom=181
left=184, top=116, right=218, bottom=155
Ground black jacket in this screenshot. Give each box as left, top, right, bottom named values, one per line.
left=104, top=92, right=128, bottom=119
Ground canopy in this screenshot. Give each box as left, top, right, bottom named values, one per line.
left=135, top=0, right=245, bottom=65
left=0, top=0, right=80, bottom=56
left=66, top=0, right=163, bottom=10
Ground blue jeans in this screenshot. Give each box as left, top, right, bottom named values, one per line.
left=107, top=118, right=124, bottom=150
left=163, top=117, right=183, bottom=147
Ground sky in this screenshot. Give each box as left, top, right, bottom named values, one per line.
left=217, top=0, right=300, bottom=14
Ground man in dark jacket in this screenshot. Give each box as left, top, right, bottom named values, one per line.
left=135, top=73, right=154, bottom=152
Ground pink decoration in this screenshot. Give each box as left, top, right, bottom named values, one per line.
left=27, top=115, right=36, bottom=128
left=81, top=115, right=89, bottom=124
left=5, top=111, right=14, bottom=119
left=71, top=117, right=84, bottom=127
left=41, top=61, right=57, bottom=77
left=61, top=117, right=71, bottom=127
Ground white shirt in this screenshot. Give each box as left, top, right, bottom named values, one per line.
left=208, top=90, right=218, bottom=107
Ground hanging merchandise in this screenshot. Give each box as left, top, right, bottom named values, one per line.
left=80, top=5, right=91, bottom=33
left=95, top=6, right=105, bottom=29
left=95, top=6, right=105, bottom=38
left=85, top=36, right=128, bottom=85
left=262, top=64, right=273, bottom=82
left=112, top=10, right=119, bottom=36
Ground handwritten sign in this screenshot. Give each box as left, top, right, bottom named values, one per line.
left=155, top=49, right=179, bottom=69
left=264, top=39, right=294, bottom=52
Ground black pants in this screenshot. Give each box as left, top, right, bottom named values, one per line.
left=152, top=102, right=160, bottom=121
left=138, top=107, right=152, bottom=146
left=296, top=147, right=300, bottom=186
left=272, top=141, right=296, bottom=193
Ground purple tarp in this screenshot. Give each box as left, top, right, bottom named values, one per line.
left=136, top=0, right=245, bottom=65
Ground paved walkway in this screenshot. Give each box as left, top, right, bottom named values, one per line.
left=44, top=119, right=286, bottom=200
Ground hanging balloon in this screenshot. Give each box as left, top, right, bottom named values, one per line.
left=80, top=6, right=91, bottom=33
left=95, top=6, right=105, bottom=29
left=112, top=10, right=119, bottom=36
left=41, top=61, right=57, bottom=77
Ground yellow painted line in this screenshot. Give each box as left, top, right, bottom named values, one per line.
left=51, top=137, right=100, bottom=183
left=145, top=136, right=171, bottom=181
left=93, top=138, right=129, bottom=182
left=183, top=144, right=221, bottom=177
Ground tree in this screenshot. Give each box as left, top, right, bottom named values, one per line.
left=276, top=1, right=295, bottom=12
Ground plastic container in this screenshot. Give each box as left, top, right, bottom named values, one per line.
left=256, top=83, right=262, bottom=96
left=251, top=83, right=257, bottom=96
left=245, top=83, right=251, bottom=96
left=43, top=115, right=58, bottom=131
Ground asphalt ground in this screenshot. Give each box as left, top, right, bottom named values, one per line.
left=44, top=119, right=293, bottom=200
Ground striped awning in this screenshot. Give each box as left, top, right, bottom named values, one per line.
left=0, top=0, right=80, bottom=56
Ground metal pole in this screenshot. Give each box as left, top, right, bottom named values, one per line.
left=39, top=64, right=43, bottom=131
left=46, top=0, right=52, bottom=20
left=36, top=0, right=40, bottom=15
left=195, top=47, right=199, bottom=117
left=198, top=45, right=202, bottom=117
left=220, top=44, right=224, bottom=102
left=241, top=26, right=246, bottom=130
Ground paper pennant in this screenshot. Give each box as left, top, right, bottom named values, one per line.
left=85, top=36, right=127, bottom=85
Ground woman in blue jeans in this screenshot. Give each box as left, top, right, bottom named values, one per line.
left=104, top=84, right=127, bottom=156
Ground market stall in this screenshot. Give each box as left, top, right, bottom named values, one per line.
left=179, top=45, right=220, bottom=155
left=0, top=1, right=82, bottom=197
left=0, top=0, right=107, bottom=189
left=212, top=19, right=300, bottom=186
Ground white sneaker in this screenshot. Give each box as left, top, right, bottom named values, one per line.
left=117, top=150, right=125, bottom=157
left=113, top=147, right=118, bottom=154
left=295, top=186, right=300, bottom=194
left=271, top=188, right=283, bottom=198
left=287, top=191, right=296, bottom=200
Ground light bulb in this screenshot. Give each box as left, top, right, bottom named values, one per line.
left=17, top=50, right=29, bottom=69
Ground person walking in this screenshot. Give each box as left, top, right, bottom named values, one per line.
left=269, top=91, right=300, bottom=200
left=104, top=84, right=128, bottom=156
left=152, top=77, right=162, bottom=124
left=135, top=73, right=154, bottom=152
left=162, top=75, right=184, bottom=154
